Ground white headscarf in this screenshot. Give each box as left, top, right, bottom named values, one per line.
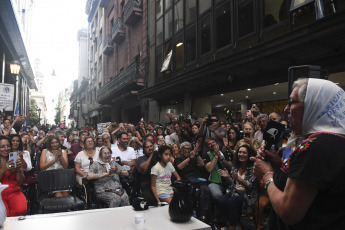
left=302, top=78, right=345, bottom=136
left=286, top=78, right=345, bottom=149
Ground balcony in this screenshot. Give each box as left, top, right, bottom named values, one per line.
left=123, top=0, right=143, bottom=26
left=103, top=34, right=114, bottom=55
left=97, top=60, right=144, bottom=103
left=112, top=17, right=125, bottom=43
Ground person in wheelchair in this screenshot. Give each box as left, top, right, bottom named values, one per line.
left=174, top=141, right=215, bottom=227
left=87, top=146, right=130, bottom=208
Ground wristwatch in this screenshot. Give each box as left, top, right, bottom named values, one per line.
left=264, top=178, right=274, bottom=190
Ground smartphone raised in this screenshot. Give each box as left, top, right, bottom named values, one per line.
left=9, top=152, right=18, bottom=168
left=244, top=133, right=250, bottom=138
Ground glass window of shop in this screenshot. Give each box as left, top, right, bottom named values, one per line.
left=186, top=24, right=196, bottom=63
left=155, top=47, right=163, bottom=82
left=263, top=0, right=287, bottom=28
left=186, top=0, right=197, bottom=25
left=199, top=0, right=212, bottom=15
left=156, top=0, right=163, bottom=18
left=199, top=14, right=211, bottom=56
left=174, top=33, right=184, bottom=70
left=215, top=2, right=231, bottom=49
left=164, top=40, right=173, bottom=74
left=165, top=0, right=172, bottom=11
left=174, top=0, right=184, bottom=33
left=237, top=0, right=255, bottom=38
left=165, top=8, right=173, bottom=40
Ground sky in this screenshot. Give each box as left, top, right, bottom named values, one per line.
left=30, top=0, right=88, bottom=123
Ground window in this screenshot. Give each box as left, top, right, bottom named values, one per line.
left=163, top=40, right=172, bottom=73
left=98, top=56, right=102, bottom=71
left=165, top=0, right=172, bottom=10
left=186, top=24, right=196, bottom=63
left=200, top=15, right=211, bottom=56
left=215, top=3, right=231, bottom=49
left=164, top=9, right=173, bottom=40
left=263, top=0, right=287, bottom=28
left=156, top=18, right=163, bottom=46
left=174, top=1, right=183, bottom=33
left=186, top=0, right=197, bottom=25
left=238, top=0, right=255, bottom=38
left=174, top=34, right=184, bottom=70
left=156, top=0, right=163, bottom=18
left=155, top=47, right=163, bottom=81
left=199, top=0, right=212, bottom=15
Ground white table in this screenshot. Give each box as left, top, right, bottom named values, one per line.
left=2, top=205, right=211, bottom=230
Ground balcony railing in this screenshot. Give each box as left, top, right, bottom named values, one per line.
left=123, top=0, right=143, bottom=26
left=97, top=60, right=142, bottom=102
left=103, top=34, right=114, bottom=55
left=112, top=17, right=125, bottom=43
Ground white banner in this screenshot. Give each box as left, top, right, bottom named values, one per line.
left=0, top=83, right=14, bottom=111
left=97, top=122, right=111, bottom=133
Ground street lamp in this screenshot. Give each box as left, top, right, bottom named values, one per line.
left=37, top=108, right=41, bottom=125
left=10, top=61, right=20, bottom=116
left=76, top=101, right=81, bottom=128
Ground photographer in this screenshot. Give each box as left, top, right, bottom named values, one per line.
left=198, top=114, right=226, bottom=157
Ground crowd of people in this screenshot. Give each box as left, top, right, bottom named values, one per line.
left=1, top=78, right=345, bottom=230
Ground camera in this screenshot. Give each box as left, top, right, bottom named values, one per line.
left=244, top=132, right=250, bottom=138
left=205, top=114, right=217, bottom=127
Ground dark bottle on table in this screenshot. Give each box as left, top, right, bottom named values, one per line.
left=169, top=180, right=193, bottom=222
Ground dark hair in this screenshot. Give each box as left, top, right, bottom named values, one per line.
left=83, top=136, right=95, bottom=147
left=79, top=130, right=89, bottom=137
left=157, top=145, right=172, bottom=162
left=116, top=131, right=127, bottom=140
left=228, top=127, right=240, bottom=143
left=234, top=145, right=256, bottom=168
left=192, top=123, right=200, bottom=129
left=0, top=135, right=12, bottom=150
left=210, top=114, right=219, bottom=120
left=9, top=134, right=23, bottom=151
left=144, top=133, right=154, bottom=140
left=46, top=136, right=61, bottom=152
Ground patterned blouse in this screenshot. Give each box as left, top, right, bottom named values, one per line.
left=89, top=161, right=124, bottom=194
left=229, top=166, right=258, bottom=215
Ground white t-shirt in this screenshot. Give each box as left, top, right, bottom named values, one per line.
left=112, top=144, right=136, bottom=171
left=74, top=150, right=99, bottom=174
left=151, top=162, right=175, bottom=195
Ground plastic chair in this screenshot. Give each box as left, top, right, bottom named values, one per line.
left=37, top=169, right=85, bottom=213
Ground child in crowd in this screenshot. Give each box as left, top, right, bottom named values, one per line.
left=150, top=145, right=180, bottom=204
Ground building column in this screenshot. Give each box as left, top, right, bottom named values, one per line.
left=184, top=92, right=192, bottom=117
left=192, top=97, right=212, bottom=118
left=147, top=99, right=159, bottom=123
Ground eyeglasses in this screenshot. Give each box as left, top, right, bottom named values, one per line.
left=287, top=100, right=302, bottom=108
left=85, top=141, right=94, bottom=144
left=183, top=148, right=192, bottom=151
left=103, top=152, right=112, bottom=155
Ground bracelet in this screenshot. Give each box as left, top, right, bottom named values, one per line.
left=263, top=171, right=274, bottom=179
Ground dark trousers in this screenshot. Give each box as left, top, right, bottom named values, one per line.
left=216, top=194, right=245, bottom=226
left=199, top=184, right=212, bottom=218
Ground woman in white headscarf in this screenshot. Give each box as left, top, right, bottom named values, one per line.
left=251, top=78, right=345, bottom=230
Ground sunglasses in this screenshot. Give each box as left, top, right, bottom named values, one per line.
left=89, top=157, right=94, bottom=168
